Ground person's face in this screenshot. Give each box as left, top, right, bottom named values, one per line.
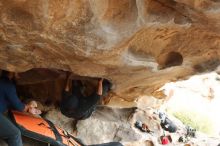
left=14, top=73, right=20, bottom=79
left=7, top=72, right=20, bottom=80
left=7, top=72, right=15, bottom=80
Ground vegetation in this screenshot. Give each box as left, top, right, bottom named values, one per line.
left=171, top=109, right=213, bottom=135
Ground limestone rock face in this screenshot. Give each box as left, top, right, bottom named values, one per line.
left=1, top=0, right=220, bottom=100
left=76, top=106, right=141, bottom=145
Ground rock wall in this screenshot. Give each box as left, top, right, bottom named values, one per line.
left=44, top=106, right=162, bottom=146
left=1, top=0, right=220, bottom=101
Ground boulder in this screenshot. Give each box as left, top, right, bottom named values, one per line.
left=1, top=0, right=220, bottom=101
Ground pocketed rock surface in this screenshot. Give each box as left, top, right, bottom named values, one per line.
left=2, top=0, right=220, bottom=101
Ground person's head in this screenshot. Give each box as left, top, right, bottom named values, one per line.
left=0, top=70, right=17, bottom=80
left=100, top=79, right=112, bottom=105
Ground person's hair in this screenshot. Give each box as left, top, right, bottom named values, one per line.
left=0, top=70, right=9, bottom=79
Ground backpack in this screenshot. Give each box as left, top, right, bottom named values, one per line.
left=160, top=117, right=177, bottom=133
left=9, top=111, right=82, bottom=146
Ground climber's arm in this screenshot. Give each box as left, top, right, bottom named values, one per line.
left=65, top=72, right=72, bottom=92
left=97, top=78, right=103, bottom=96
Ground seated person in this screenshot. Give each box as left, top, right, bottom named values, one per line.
left=60, top=73, right=111, bottom=120
left=0, top=70, right=37, bottom=146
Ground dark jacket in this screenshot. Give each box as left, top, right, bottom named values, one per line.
left=60, top=91, right=100, bottom=120
left=0, top=77, right=25, bottom=113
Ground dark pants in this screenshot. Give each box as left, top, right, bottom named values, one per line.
left=0, top=113, right=23, bottom=146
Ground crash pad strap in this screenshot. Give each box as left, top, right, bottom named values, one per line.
left=44, top=119, right=63, bottom=143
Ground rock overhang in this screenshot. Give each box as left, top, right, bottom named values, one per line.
left=1, top=0, right=220, bottom=102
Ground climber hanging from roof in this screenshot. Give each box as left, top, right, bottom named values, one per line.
left=60, top=72, right=112, bottom=120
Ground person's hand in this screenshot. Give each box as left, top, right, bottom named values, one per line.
left=28, top=107, right=42, bottom=115
left=26, top=101, right=42, bottom=115
left=27, top=101, right=38, bottom=108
